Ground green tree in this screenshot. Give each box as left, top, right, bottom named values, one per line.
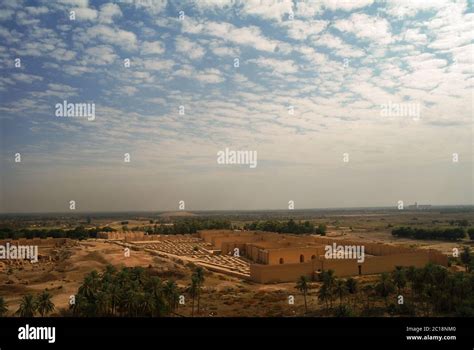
left=296, top=276, right=310, bottom=314
left=391, top=266, right=407, bottom=294
left=334, top=279, right=348, bottom=306
left=0, top=296, right=8, bottom=316
left=192, top=267, right=205, bottom=315
left=36, top=291, right=55, bottom=317
left=187, top=275, right=199, bottom=317
left=460, top=247, right=472, bottom=272
left=345, top=277, right=358, bottom=305
left=320, top=270, right=335, bottom=307
left=16, top=294, right=37, bottom=317
left=163, top=280, right=179, bottom=313
left=468, top=228, right=474, bottom=241
left=375, top=273, right=396, bottom=308
left=318, top=284, right=331, bottom=314
left=362, top=284, right=374, bottom=313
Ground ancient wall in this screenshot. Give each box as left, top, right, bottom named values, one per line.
left=247, top=244, right=269, bottom=264
left=97, top=231, right=163, bottom=241
left=250, top=251, right=448, bottom=283
left=220, top=241, right=248, bottom=255
left=310, top=236, right=417, bottom=255
left=250, top=260, right=320, bottom=283
left=266, top=246, right=325, bottom=265
left=0, top=238, right=69, bottom=247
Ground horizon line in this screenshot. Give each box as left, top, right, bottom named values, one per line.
left=1, top=204, right=473, bottom=216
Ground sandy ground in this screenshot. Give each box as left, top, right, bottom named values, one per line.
left=0, top=240, right=326, bottom=317
left=1, top=214, right=471, bottom=317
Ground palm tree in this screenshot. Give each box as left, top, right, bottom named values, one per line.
left=80, top=272, right=99, bottom=299
left=406, top=266, right=418, bottom=298
left=102, top=265, right=117, bottom=285
left=460, top=247, right=471, bottom=272
left=318, top=284, right=331, bottom=314
left=70, top=294, right=86, bottom=316
left=108, top=284, right=120, bottom=316
left=0, top=296, right=8, bottom=316
left=391, top=266, right=407, bottom=294
left=146, top=277, right=166, bottom=316
left=16, top=294, right=37, bottom=317
left=131, top=267, right=146, bottom=285
left=141, top=292, right=155, bottom=317
left=334, top=279, right=348, bottom=306
left=95, top=291, right=109, bottom=316
left=321, top=270, right=335, bottom=308
left=321, top=269, right=335, bottom=287
left=345, top=278, right=358, bottom=306
left=375, top=273, right=395, bottom=308
left=131, top=291, right=143, bottom=317
left=163, top=280, right=179, bottom=313
left=148, top=277, right=163, bottom=298
left=362, top=284, right=374, bottom=313
left=296, top=275, right=310, bottom=314
left=192, top=267, right=205, bottom=314
left=187, top=275, right=199, bottom=317
left=36, top=291, right=55, bottom=317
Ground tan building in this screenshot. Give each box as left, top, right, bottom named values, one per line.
left=198, top=231, right=448, bottom=283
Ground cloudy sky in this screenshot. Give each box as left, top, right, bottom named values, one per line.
left=0, top=0, right=472, bottom=213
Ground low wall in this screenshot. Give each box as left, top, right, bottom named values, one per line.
left=0, top=238, right=69, bottom=247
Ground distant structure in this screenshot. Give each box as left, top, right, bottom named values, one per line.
left=97, top=231, right=160, bottom=241
left=199, top=231, right=447, bottom=283
left=408, top=202, right=432, bottom=210
left=98, top=230, right=447, bottom=284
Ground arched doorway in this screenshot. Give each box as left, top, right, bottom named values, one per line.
left=300, top=254, right=304, bottom=263
left=279, top=258, right=284, bottom=264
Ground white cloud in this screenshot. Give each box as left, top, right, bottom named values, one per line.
left=323, top=0, right=374, bottom=11
left=71, top=7, right=98, bottom=21
left=249, top=57, right=299, bottom=74
left=195, top=68, right=225, bottom=84
left=401, top=28, right=428, bottom=45
left=141, top=40, right=165, bottom=55
left=98, top=3, right=122, bottom=24
left=182, top=19, right=283, bottom=53
left=210, top=42, right=240, bottom=57
left=385, top=0, right=452, bottom=18
left=0, top=10, right=14, bottom=21
left=294, top=1, right=323, bottom=18
left=240, top=0, right=293, bottom=21
left=85, top=45, right=117, bottom=65
left=313, top=33, right=366, bottom=57
left=175, top=36, right=205, bottom=59
left=141, top=58, right=174, bottom=71
left=13, top=73, right=43, bottom=84
left=333, top=13, right=393, bottom=44
left=57, top=0, right=89, bottom=7
left=127, top=0, right=167, bottom=14
left=284, top=20, right=328, bottom=40
left=25, top=6, right=49, bottom=15
left=85, top=25, right=137, bottom=50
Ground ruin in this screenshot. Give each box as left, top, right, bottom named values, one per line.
left=98, top=230, right=448, bottom=284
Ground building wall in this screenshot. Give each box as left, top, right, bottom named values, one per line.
left=266, top=246, right=325, bottom=265
left=310, top=236, right=417, bottom=256
left=250, top=251, right=448, bottom=283
left=250, top=260, right=320, bottom=284
left=0, top=238, right=69, bottom=247
left=97, top=231, right=164, bottom=241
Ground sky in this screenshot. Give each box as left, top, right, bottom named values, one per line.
left=0, top=0, right=472, bottom=213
